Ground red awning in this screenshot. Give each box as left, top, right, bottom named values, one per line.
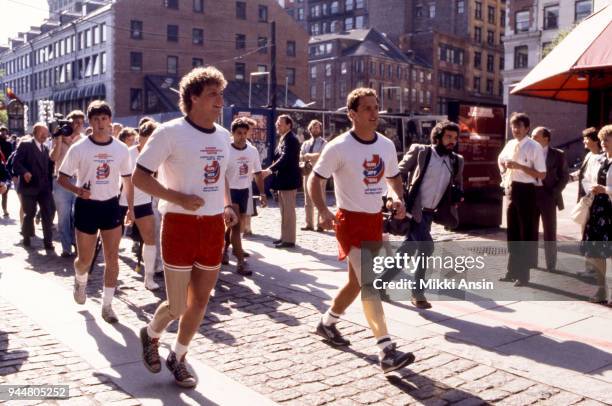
left=511, top=5, right=612, bottom=103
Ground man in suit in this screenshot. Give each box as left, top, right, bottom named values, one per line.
left=262, top=114, right=301, bottom=248
left=396, top=120, right=464, bottom=309
left=532, top=127, right=569, bottom=271
left=12, top=123, right=54, bottom=249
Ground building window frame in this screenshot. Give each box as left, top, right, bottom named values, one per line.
left=167, top=55, right=178, bottom=75
left=167, top=25, right=179, bottom=42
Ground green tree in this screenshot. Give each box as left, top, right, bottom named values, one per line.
left=0, top=93, right=7, bottom=127
left=542, top=26, right=574, bottom=58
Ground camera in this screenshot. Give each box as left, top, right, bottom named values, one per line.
left=50, top=114, right=74, bottom=138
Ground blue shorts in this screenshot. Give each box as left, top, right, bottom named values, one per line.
left=230, top=188, right=249, bottom=214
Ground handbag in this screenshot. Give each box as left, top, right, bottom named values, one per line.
left=571, top=193, right=594, bottom=230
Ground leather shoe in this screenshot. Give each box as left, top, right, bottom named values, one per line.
left=272, top=239, right=282, bottom=244
left=22, top=237, right=31, bottom=247
left=274, top=242, right=295, bottom=249
left=44, top=242, right=54, bottom=251
left=411, top=297, right=432, bottom=309
left=300, top=226, right=314, bottom=231
left=498, top=276, right=515, bottom=282
left=316, top=227, right=325, bottom=232
left=513, top=280, right=529, bottom=287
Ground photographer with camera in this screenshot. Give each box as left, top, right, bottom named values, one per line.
left=50, top=110, right=84, bottom=257
left=391, top=120, right=464, bottom=309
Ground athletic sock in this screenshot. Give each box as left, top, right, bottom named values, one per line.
left=322, top=309, right=341, bottom=326
left=146, top=324, right=161, bottom=339
left=75, top=272, right=88, bottom=285
left=102, top=286, right=115, bottom=307
left=376, top=335, right=393, bottom=357
left=143, top=244, right=157, bottom=276
left=173, top=340, right=188, bottom=361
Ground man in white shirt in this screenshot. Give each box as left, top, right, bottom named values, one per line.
left=309, top=88, right=416, bottom=375
left=498, top=112, right=546, bottom=286
left=58, top=101, right=132, bottom=323
left=133, top=67, right=238, bottom=388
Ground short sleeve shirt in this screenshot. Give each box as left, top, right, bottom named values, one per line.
left=313, top=131, right=399, bottom=213
left=498, top=136, right=546, bottom=184
left=226, top=143, right=262, bottom=190
left=136, top=117, right=231, bottom=216
left=59, top=136, right=131, bottom=201
left=119, top=146, right=152, bottom=206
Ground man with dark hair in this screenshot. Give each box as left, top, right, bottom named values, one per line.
left=133, top=66, right=237, bottom=388
left=12, top=123, right=55, bottom=249
left=262, top=114, right=301, bottom=248
left=395, top=120, right=464, bottom=308
left=50, top=109, right=85, bottom=257
left=498, top=112, right=546, bottom=286
left=532, top=127, right=569, bottom=272
left=58, top=100, right=132, bottom=323
left=309, top=87, right=416, bottom=375
left=0, top=126, right=14, bottom=217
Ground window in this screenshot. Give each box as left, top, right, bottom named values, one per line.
left=356, top=0, right=364, bottom=8
left=258, top=36, right=268, bottom=53
left=474, top=51, right=481, bottom=68
left=331, top=1, right=339, bottom=13
left=501, top=10, right=506, bottom=26
left=310, top=65, right=317, bottom=79
left=257, top=64, right=267, bottom=73
left=515, top=10, right=529, bottom=32
left=192, top=28, right=204, bottom=45
left=235, top=62, right=245, bottom=81
left=486, top=79, right=493, bottom=95
left=286, top=68, right=295, bottom=86
left=457, top=0, right=464, bottom=13
left=325, top=63, right=332, bottom=76
left=167, top=25, right=178, bottom=42
left=474, top=76, right=481, bottom=92
left=499, top=81, right=504, bottom=97
left=345, top=0, right=354, bottom=11
left=345, top=17, right=353, bottom=30
left=92, top=54, right=99, bottom=75
left=355, top=15, right=365, bottom=28
left=92, top=26, right=99, bottom=45
left=85, top=29, right=91, bottom=47
left=500, top=56, right=505, bottom=70
left=101, top=52, right=106, bottom=73
left=487, top=30, right=494, bottom=45
left=514, top=45, right=528, bottom=68
left=341, top=62, right=348, bottom=74
left=100, top=23, right=106, bottom=42
left=429, top=4, right=435, bottom=18
left=488, top=6, right=495, bottom=24
left=325, top=83, right=332, bottom=99
left=297, top=8, right=304, bottom=20
left=130, top=89, right=142, bottom=111
left=416, top=5, right=423, bottom=17
left=165, top=0, right=178, bottom=9
left=193, top=0, right=203, bottom=13
left=130, top=20, right=143, bottom=39
left=575, top=0, right=592, bottom=22
left=487, top=54, right=494, bottom=72
left=235, top=34, right=245, bottom=49
left=474, top=26, right=482, bottom=42
left=130, top=52, right=142, bottom=71
left=310, top=85, right=316, bottom=99
left=193, top=58, right=203, bottom=67
left=167, top=55, right=178, bottom=75
left=287, top=41, right=296, bottom=57
left=258, top=5, right=268, bottom=22
left=475, top=1, right=482, bottom=20
left=310, top=23, right=320, bottom=35
left=236, top=1, right=246, bottom=19
left=543, top=5, right=559, bottom=29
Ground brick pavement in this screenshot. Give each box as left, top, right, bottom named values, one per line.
left=0, top=191, right=608, bottom=405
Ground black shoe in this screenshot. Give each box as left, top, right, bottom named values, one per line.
left=411, top=297, right=432, bottom=309
left=513, top=280, right=529, bottom=287
left=272, top=239, right=282, bottom=244
left=380, top=343, right=416, bottom=374
left=3, top=212, right=8, bottom=218
left=316, top=227, right=324, bottom=233
left=60, top=251, right=73, bottom=258
left=140, top=327, right=161, bottom=373
left=44, top=242, right=54, bottom=251
left=498, top=276, right=515, bottom=282
left=22, top=237, right=31, bottom=247
left=166, top=351, right=197, bottom=388
left=300, top=226, right=314, bottom=231
left=274, top=242, right=296, bottom=249
left=315, top=320, right=350, bottom=346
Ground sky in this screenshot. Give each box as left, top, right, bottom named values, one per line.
left=1, top=0, right=50, bottom=47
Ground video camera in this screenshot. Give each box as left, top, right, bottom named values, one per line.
left=49, top=114, right=74, bottom=138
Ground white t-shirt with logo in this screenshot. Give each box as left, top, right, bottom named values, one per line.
left=226, top=143, right=262, bottom=190
left=313, top=131, right=399, bottom=214
left=136, top=117, right=231, bottom=216
left=59, top=136, right=131, bottom=201
left=119, top=146, right=152, bottom=207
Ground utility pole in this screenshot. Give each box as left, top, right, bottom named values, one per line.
left=270, top=21, right=277, bottom=110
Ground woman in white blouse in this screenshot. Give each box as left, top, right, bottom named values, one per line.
left=581, top=125, right=612, bottom=304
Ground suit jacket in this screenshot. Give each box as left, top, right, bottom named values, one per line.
left=540, top=147, right=569, bottom=210
left=12, top=139, right=53, bottom=196
left=398, top=144, right=464, bottom=228
left=268, top=131, right=302, bottom=190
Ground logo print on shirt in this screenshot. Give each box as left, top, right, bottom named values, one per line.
left=204, top=161, right=221, bottom=184
left=238, top=162, right=249, bottom=176
left=362, top=155, right=385, bottom=186
left=96, top=163, right=110, bottom=180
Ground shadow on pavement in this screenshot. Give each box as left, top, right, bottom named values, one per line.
left=0, top=329, right=28, bottom=374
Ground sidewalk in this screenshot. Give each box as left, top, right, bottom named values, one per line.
left=0, top=183, right=611, bottom=405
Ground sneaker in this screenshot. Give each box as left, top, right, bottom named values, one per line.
left=101, top=305, right=119, bottom=324
left=73, top=278, right=86, bottom=305
left=315, top=320, right=350, bottom=347
left=140, top=327, right=161, bottom=373
left=166, top=351, right=197, bottom=388
left=236, top=261, right=252, bottom=276
left=221, top=249, right=230, bottom=265
left=144, top=275, right=160, bottom=291
left=379, top=343, right=416, bottom=374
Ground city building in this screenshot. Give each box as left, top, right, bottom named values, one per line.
left=308, top=28, right=434, bottom=113
left=0, top=0, right=308, bottom=123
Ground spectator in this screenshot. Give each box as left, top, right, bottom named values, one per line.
left=300, top=119, right=327, bottom=232
left=0, top=126, right=14, bottom=217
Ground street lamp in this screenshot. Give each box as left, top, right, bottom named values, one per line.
left=249, top=71, right=270, bottom=108
left=381, top=86, right=403, bottom=113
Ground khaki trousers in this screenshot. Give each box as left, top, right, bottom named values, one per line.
left=278, top=189, right=297, bottom=244
left=303, top=174, right=326, bottom=228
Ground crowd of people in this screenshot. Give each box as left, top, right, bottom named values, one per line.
left=0, top=65, right=610, bottom=389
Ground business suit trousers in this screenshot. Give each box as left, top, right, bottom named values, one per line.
left=535, top=187, right=557, bottom=270
left=278, top=189, right=297, bottom=244
left=506, top=182, right=538, bottom=283
left=22, top=190, right=54, bottom=244
left=303, top=174, right=325, bottom=228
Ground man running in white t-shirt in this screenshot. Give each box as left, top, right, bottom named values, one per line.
left=309, top=88, right=416, bottom=374
left=58, top=100, right=132, bottom=324
left=223, top=117, right=267, bottom=276
left=133, top=67, right=238, bottom=388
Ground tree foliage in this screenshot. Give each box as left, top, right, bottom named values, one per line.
left=543, top=26, right=574, bottom=58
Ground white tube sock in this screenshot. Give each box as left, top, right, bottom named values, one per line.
left=143, top=244, right=157, bottom=276
left=75, top=272, right=88, bottom=285
left=102, top=286, right=115, bottom=307
left=173, top=340, right=188, bottom=361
